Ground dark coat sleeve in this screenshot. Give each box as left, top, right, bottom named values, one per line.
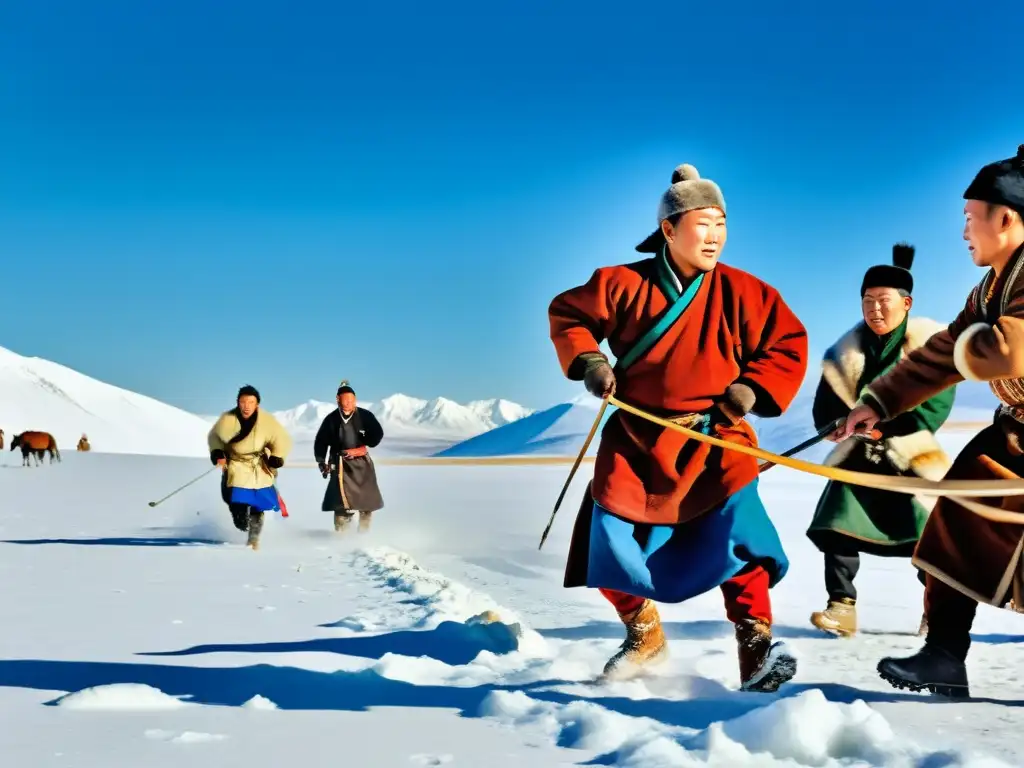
left=811, top=374, right=849, bottom=432
left=313, top=413, right=334, bottom=463
left=359, top=409, right=384, bottom=448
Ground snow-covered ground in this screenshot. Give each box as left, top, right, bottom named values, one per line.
left=0, top=432, right=1020, bottom=767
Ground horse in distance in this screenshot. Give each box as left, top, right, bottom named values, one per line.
left=11, top=431, right=61, bottom=466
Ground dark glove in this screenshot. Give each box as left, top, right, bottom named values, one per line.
left=318, top=461, right=330, bottom=478
left=266, top=455, right=284, bottom=469
left=579, top=353, right=616, bottom=399
left=715, top=382, right=757, bottom=425
left=210, top=449, right=226, bottom=466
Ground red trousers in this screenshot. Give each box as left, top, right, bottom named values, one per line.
left=599, top=564, right=772, bottom=624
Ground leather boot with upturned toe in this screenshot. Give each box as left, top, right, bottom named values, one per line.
left=737, top=618, right=797, bottom=692
left=810, top=597, right=857, bottom=637
left=601, top=599, right=667, bottom=680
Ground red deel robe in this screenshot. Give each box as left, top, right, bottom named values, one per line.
left=549, top=257, right=808, bottom=526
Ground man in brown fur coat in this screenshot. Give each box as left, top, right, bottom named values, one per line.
left=841, top=144, right=1024, bottom=698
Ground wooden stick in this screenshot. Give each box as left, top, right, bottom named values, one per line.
left=538, top=397, right=609, bottom=550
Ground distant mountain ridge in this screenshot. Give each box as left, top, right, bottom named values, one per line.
left=271, top=393, right=534, bottom=438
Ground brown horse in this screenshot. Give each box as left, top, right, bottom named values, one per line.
left=11, top=431, right=61, bottom=466
left=0, top=428, right=4, bottom=450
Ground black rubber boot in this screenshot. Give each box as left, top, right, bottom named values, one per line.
left=877, top=643, right=969, bottom=698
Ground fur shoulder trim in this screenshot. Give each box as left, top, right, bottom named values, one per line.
left=258, top=409, right=285, bottom=430
left=820, top=324, right=864, bottom=409
left=823, top=323, right=862, bottom=364
left=820, top=316, right=946, bottom=407
left=210, top=410, right=242, bottom=442
left=903, top=316, right=946, bottom=352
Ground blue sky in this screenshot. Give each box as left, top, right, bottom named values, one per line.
left=0, top=1, right=1020, bottom=414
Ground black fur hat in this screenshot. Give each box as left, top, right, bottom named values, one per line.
left=237, top=384, right=261, bottom=403
left=963, top=144, right=1024, bottom=216
left=861, top=243, right=915, bottom=296
left=337, top=379, right=355, bottom=396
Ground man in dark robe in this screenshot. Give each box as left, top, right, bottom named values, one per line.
left=314, top=381, right=385, bottom=533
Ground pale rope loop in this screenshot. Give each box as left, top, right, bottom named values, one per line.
left=606, top=395, right=1024, bottom=525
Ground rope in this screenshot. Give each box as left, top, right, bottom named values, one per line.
left=603, top=394, right=1024, bottom=525
left=607, top=395, right=1024, bottom=499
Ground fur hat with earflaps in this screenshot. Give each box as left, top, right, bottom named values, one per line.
left=861, top=243, right=915, bottom=296
left=635, top=163, right=727, bottom=253
left=963, top=144, right=1024, bottom=216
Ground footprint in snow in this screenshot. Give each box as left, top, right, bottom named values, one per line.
left=409, top=755, right=453, bottom=766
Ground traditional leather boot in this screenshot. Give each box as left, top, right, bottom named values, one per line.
left=810, top=597, right=857, bottom=637
left=601, top=599, right=667, bottom=680
left=334, top=511, right=354, bottom=533
left=737, top=618, right=797, bottom=692
left=246, top=511, right=264, bottom=550
left=358, top=510, right=373, bottom=533
left=877, top=643, right=969, bottom=698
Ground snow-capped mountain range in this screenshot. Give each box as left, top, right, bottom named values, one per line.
left=271, top=395, right=534, bottom=438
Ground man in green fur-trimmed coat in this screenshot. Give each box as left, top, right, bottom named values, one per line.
left=807, top=243, right=957, bottom=637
